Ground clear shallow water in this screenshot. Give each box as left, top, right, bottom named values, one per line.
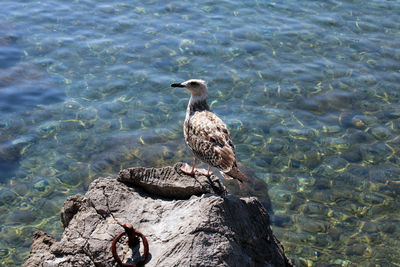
left=0, top=0, right=399, bottom=265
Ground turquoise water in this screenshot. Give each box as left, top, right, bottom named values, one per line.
left=1, top=0, right=400, bottom=265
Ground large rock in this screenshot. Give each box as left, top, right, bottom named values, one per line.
left=23, top=162, right=292, bottom=267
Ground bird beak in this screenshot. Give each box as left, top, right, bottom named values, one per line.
left=171, top=83, right=185, bottom=88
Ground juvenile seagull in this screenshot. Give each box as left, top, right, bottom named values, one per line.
left=171, top=79, right=253, bottom=184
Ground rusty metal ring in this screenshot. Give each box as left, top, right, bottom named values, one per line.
left=111, top=223, right=149, bottom=267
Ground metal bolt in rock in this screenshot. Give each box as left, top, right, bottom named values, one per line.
left=111, top=223, right=149, bottom=266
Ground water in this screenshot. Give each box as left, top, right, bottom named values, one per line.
left=0, top=0, right=399, bottom=265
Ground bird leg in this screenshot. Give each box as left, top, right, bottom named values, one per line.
left=180, top=158, right=198, bottom=175
left=180, top=159, right=213, bottom=177
left=193, top=164, right=213, bottom=177
left=205, top=165, right=213, bottom=177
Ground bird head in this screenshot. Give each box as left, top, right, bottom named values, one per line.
left=171, top=79, right=208, bottom=99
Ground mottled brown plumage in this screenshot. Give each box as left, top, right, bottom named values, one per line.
left=171, top=79, right=253, bottom=184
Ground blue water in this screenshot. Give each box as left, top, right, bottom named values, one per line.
left=1, top=0, right=400, bottom=265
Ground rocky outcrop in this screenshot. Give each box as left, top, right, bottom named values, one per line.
left=118, top=163, right=226, bottom=199
left=23, top=162, right=292, bottom=267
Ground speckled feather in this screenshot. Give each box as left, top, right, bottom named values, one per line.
left=183, top=98, right=252, bottom=183
left=185, top=109, right=235, bottom=172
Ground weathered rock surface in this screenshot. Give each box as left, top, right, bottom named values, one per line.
left=23, top=163, right=292, bottom=267
left=118, top=162, right=226, bottom=199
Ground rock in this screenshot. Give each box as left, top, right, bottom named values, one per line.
left=118, top=162, right=226, bottom=199
left=60, top=194, right=86, bottom=227
left=22, top=232, right=57, bottom=267
left=24, top=163, right=292, bottom=267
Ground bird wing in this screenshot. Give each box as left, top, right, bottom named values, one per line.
left=187, top=110, right=236, bottom=172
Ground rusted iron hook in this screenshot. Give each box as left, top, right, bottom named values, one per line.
left=111, top=223, right=149, bottom=266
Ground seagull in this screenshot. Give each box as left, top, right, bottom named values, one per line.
left=171, top=79, right=253, bottom=184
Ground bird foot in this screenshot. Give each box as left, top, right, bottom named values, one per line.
left=196, top=168, right=213, bottom=177
left=180, top=163, right=195, bottom=176
left=180, top=164, right=212, bottom=177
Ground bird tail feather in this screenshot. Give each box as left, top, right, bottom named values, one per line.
left=221, top=167, right=253, bottom=184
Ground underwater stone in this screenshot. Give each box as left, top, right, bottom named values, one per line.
left=327, top=226, right=340, bottom=241
left=324, top=156, right=348, bottom=170
left=299, top=202, right=329, bottom=216
left=384, top=110, right=400, bottom=119
left=103, top=101, right=126, bottom=114
left=345, top=130, right=371, bottom=143
left=0, top=136, right=31, bottom=162
left=33, top=179, right=49, bottom=192
left=351, top=114, right=378, bottom=128
left=313, top=235, right=330, bottom=247
left=295, top=217, right=327, bottom=234
left=57, top=171, right=83, bottom=186
left=367, top=205, right=391, bottom=217
left=295, top=97, right=321, bottom=112
left=387, top=180, right=400, bottom=195
left=288, top=192, right=305, bottom=210
left=304, top=151, right=323, bottom=169
left=370, top=126, right=391, bottom=140
left=37, top=121, right=58, bottom=138
left=244, top=42, right=264, bottom=54
left=269, top=125, right=289, bottom=137
left=378, top=221, right=397, bottom=234
left=309, top=190, right=332, bottom=202
left=360, top=142, right=390, bottom=164
left=11, top=183, right=29, bottom=196
left=289, top=159, right=301, bottom=168
left=271, top=214, right=291, bottom=227
left=313, top=164, right=335, bottom=178
left=0, top=189, right=17, bottom=205
left=341, top=147, right=362, bottom=163
left=338, top=112, right=356, bottom=128
left=9, top=209, right=36, bottom=224
left=347, top=164, right=369, bottom=177
left=345, top=243, right=367, bottom=256
left=270, top=189, right=291, bottom=204
left=90, top=159, right=112, bottom=173
left=256, top=154, right=274, bottom=166
left=360, top=192, right=385, bottom=205
left=368, top=168, right=387, bottom=183
left=267, top=139, right=289, bottom=153
left=162, top=150, right=174, bottom=160
left=361, top=221, right=378, bottom=233
left=0, top=248, right=10, bottom=258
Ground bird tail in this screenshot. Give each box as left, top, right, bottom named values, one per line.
left=221, top=167, right=254, bottom=184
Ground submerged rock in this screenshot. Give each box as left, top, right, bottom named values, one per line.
left=23, top=163, right=292, bottom=267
